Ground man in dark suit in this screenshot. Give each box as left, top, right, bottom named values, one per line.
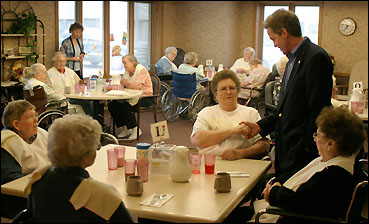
left=243, top=9, right=333, bottom=184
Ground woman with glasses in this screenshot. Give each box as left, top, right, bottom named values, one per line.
left=258, top=106, right=366, bottom=223
left=191, top=69, right=270, bottom=160
left=1, top=100, right=49, bottom=218
left=26, top=114, right=134, bottom=222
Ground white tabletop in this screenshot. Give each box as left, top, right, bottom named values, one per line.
left=1, top=144, right=271, bottom=223
left=64, top=88, right=143, bottom=100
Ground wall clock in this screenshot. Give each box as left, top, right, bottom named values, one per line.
left=339, top=18, right=356, bottom=36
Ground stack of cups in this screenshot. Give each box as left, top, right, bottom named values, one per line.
left=136, top=143, right=150, bottom=182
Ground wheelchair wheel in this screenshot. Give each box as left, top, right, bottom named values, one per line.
left=188, top=90, right=207, bottom=123
left=159, top=82, right=171, bottom=112
left=161, top=89, right=180, bottom=122
left=37, top=110, right=66, bottom=131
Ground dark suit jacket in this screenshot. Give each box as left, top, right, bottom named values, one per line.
left=258, top=38, right=333, bottom=183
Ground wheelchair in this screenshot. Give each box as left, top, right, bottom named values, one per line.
left=161, top=71, right=210, bottom=123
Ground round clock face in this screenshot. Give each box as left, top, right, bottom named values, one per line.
left=339, top=18, right=356, bottom=36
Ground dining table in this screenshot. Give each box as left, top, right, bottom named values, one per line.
left=1, top=144, right=271, bottom=223
left=64, top=88, right=143, bottom=127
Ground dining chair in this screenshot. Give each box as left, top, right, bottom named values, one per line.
left=133, top=74, right=161, bottom=141
left=264, top=80, right=277, bottom=117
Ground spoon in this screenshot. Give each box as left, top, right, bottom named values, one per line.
left=150, top=193, right=167, bottom=206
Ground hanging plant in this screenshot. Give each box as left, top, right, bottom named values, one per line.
left=25, top=39, right=39, bottom=63
left=6, top=11, right=36, bottom=37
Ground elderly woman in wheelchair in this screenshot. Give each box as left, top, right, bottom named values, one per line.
left=23, top=63, right=83, bottom=114
left=161, top=52, right=209, bottom=123
left=190, top=70, right=270, bottom=160
left=255, top=106, right=367, bottom=223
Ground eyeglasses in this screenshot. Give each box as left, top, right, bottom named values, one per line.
left=217, top=86, right=237, bottom=92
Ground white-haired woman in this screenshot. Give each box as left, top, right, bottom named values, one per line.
left=48, top=51, right=93, bottom=116
left=155, top=46, right=178, bottom=75
left=272, top=56, right=289, bottom=106
left=108, top=54, right=153, bottom=140
left=25, top=114, right=134, bottom=222
left=176, top=52, right=205, bottom=89
left=230, top=47, right=256, bottom=82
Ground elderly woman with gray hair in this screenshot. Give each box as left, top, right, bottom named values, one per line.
left=230, top=47, right=256, bottom=82
left=1, top=100, right=49, bottom=218
left=25, top=114, right=134, bottom=222
left=155, top=46, right=178, bottom=75
left=176, top=52, right=205, bottom=89
left=48, top=51, right=93, bottom=116
left=23, top=63, right=70, bottom=111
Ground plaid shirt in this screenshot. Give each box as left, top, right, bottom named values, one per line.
left=60, top=36, right=84, bottom=71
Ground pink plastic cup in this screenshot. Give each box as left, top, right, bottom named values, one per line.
left=107, top=149, right=118, bottom=170
left=124, top=159, right=137, bottom=181
left=190, top=152, right=202, bottom=174
left=114, top=146, right=126, bottom=167
left=204, top=152, right=216, bottom=174
left=137, top=159, right=149, bottom=182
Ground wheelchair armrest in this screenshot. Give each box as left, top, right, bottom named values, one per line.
left=197, top=78, right=209, bottom=83
left=255, top=205, right=343, bottom=223
left=46, top=98, right=69, bottom=108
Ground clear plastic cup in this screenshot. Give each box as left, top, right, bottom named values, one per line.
left=190, top=152, right=202, bottom=174
left=107, top=149, right=118, bottom=170
left=204, top=152, right=216, bottom=174
left=124, top=159, right=137, bottom=181
left=114, top=146, right=126, bottom=167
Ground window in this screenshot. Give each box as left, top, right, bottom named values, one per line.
left=58, top=1, right=76, bottom=50
left=134, top=2, right=151, bottom=70
left=110, top=1, right=129, bottom=75
left=82, top=1, right=104, bottom=77
left=262, top=6, right=288, bottom=70
left=58, top=1, right=152, bottom=78
left=260, top=4, right=320, bottom=71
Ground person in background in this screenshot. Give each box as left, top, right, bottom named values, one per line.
left=108, top=55, right=153, bottom=140
left=191, top=70, right=270, bottom=160
left=230, top=47, right=256, bottom=82
left=60, top=22, right=85, bottom=80
left=257, top=107, right=366, bottom=223
left=176, top=52, right=206, bottom=90
left=23, top=63, right=84, bottom=114
left=155, top=46, right=178, bottom=75
left=272, top=55, right=289, bottom=106
left=238, top=58, right=271, bottom=101
left=1, top=100, right=50, bottom=218
left=242, top=9, right=333, bottom=184
left=48, top=51, right=93, bottom=117
left=25, top=114, right=134, bottom=223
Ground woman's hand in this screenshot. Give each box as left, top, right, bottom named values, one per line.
left=263, top=182, right=281, bottom=202
left=73, top=56, right=80, bottom=61
left=221, top=148, right=241, bottom=160
left=236, top=68, right=247, bottom=74
left=231, top=123, right=250, bottom=138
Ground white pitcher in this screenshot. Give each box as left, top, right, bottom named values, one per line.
left=169, top=146, right=192, bottom=182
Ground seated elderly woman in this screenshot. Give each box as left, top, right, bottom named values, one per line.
left=256, top=106, right=367, bottom=223
left=191, top=70, right=270, bottom=160
left=25, top=114, right=134, bottom=222
left=48, top=51, right=93, bottom=117
left=155, top=46, right=178, bottom=75
left=1, top=100, right=49, bottom=218
left=108, top=54, right=153, bottom=140
left=177, top=52, right=206, bottom=90
left=230, top=47, right=255, bottom=82
left=23, top=63, right=84, bottom=114
left=272, top=56, right=288, bottom=106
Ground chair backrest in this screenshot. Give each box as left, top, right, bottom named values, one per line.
left=265, top=80, right=277, bottom=106
left=171, top=71, right=197, bottom=99
left=23, top=86, right=47, bottom=115
left=150, top=74, right=161, bottom=97
left=346, top=181, right=368, bottom=223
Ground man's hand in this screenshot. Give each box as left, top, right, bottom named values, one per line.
left=239, top=121, right=261, bottom=139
